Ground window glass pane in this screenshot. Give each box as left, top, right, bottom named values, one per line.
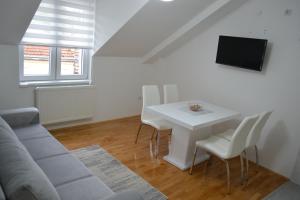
left=60, top=48, right=83, bottom=76
left=24, top=45, right=50, bottom=76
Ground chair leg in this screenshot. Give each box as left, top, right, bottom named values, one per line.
left=225, top=160, right=231, bottom=194
left=240, top=154, right=244, bottom=185
left=204, top=155, right=210, bottom=175
left=207, top=154, right=213, bottom=166
left=135, top=123, right=144, bottom=144
left=189, top=147, right=198, bottom=175
left=255, top=145, right=259, bottom=165
left=155, top=130, right=160, bottom=158
left=155, top=129, right=158, bottom=141
left=244, top=151, right=249, bottom=181
left=150, top=128, right=156, bottom=140
left=168, top=129, right=173, bottom=144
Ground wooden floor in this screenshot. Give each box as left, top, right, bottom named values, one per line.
left=51, top=116, right=286, bottom=200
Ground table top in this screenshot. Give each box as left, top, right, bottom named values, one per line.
left=146, top=100, right=240, bottom=130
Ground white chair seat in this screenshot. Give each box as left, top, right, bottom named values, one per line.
left=191, top=115, right=260, bottom=194
left=135, top=85, right=174, bottom=157
left=142, top=118, right=172, bottom=130
left=196, top=136, right=231, bottom=159
left=217, top=129, right=234, bottom=141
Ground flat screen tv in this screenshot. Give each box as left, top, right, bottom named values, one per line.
left=216, top=35, right=268, bottom=71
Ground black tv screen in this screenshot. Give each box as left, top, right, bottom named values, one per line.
left=216, top=35, right=268, bottom=71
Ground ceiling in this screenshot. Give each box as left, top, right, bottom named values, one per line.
left=0, top=0, right=247, bottom=61
left=95, top=0, right=217, bottom=57
left=0, top=0, right=41, bottom=45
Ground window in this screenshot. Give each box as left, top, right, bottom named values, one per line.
left=19, top=45, right=90, bottom=82
left=24, top=46, right=51, bottom=76
left=19, top=0, right=95, bottom=84
left=60, top=48, right=83, bottom=76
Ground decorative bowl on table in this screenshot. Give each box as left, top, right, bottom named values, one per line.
left=188, top=103, right=202, bottom=112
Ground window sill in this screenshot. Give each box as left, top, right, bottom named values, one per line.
left=19, top=80, right=92, bottom=88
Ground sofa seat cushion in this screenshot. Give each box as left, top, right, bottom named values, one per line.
left=56, top=176, right=113, bottom=200
left=13, top=124, right=50, bottom=141
left=0, top=127, right=22, bottom=147
left=0, top=127, right=60, bottom=200
left=36, top=154, right=92, bottom=187
left=0, top=117, right=16, bottom=138
left=22, top=136, right=68, bottom=160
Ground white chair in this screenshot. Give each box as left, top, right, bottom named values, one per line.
left=135, top=85, right=172, bottom=157
left=189, top=115, right=259, bottom=193
left=163, top=84, right=179, bottom=104
left=217, top=111, right=272, bottom=179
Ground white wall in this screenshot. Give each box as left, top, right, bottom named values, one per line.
left=0, top=44, right=156, bottom=127
left=46, top=56, right=157, bottom=129
left=0, top=45, right=34, bottom=110
left=292, top=147, right=300, bottom=184
left=155, top=0, right=300, bottom=178
left=92, top=56, right=157, bottom=121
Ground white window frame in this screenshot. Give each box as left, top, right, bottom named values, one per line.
left=56, top=48, right=89, bottom=80
left=19, top=46, right=56, bottom=81
left=19, top=45, right=90, bottom=84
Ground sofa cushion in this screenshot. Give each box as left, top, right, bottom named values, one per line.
left=0, top=127, right=25, bottom=151
left=0, top=107, right=39, bottom=128
left=22, top=136, right=68, bottom=160
left=36, top=154, right=92, bottom=186
left=0, top=127, right=60, bottom=200
left=56, top=176, right=113, bottom=200
left=0, top=117, right=16, bottom=138
left=103, top=190, right=144, bottom=200
left=13, top=124, right=50, bottom=141
left=0, top=185, right=5, bottom=200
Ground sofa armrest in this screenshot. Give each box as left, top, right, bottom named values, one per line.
left=0, top=107, right=40, bottom=128
left=103, top=191, right=144, bottom=200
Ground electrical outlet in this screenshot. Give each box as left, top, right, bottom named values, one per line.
left=284, top=9, right=292, bottom=16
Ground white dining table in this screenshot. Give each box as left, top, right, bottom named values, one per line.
left=146, top=100, right=240, bottom=170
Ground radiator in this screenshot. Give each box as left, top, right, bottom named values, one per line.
left=35, top=85, right=96, bottom=124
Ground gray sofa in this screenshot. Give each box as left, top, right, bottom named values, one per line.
left=0, top=107, right=143, bottom=200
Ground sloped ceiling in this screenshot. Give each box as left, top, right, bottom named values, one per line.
left=94, top=0, right=149, bottom=52
left=0, top=0, right=41, bottom=45
left=0, top=0, right=248, bottom=60
left=143, top=0, right=249, bottom=63
left=95, top=0, right=217, bottom=57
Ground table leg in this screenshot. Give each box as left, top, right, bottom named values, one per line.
left=163, top=124, right=211, bottom=170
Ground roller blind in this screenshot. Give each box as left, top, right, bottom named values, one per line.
left=22, top=0, right=95, bottom=49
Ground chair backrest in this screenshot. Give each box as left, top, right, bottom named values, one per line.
left=227, top=115, right=260, bottom=158
left=141, top=85, right=161, bottom=120
left=246, top=111, right=272, bottom=148
left=163, top=84, right=179, bottom=104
